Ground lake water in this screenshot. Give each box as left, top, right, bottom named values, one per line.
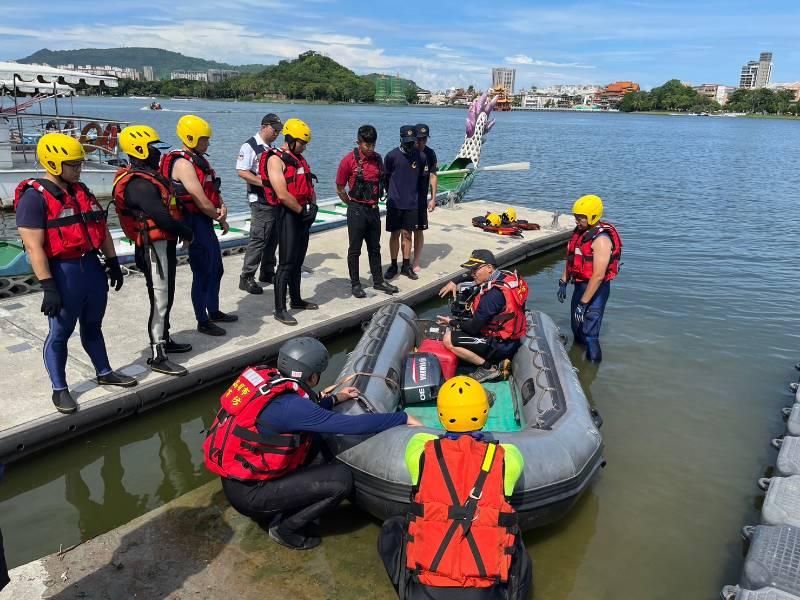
left=1, top=97, right=799, bottom=599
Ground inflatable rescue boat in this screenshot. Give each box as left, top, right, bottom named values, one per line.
left=324, top=301, right=604, bottom=530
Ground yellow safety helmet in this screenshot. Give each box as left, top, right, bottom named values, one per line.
left=37, top=133, right=85, bottom=176
left=502, top=208, right=517, bottom=223
left=486, top=213, right=502, bottom=227
left=176, top=115, right=212, bottom=149
left=119, top=125, right=162, bottom=160
left=572, top=194, right=604, bottom=225
left=282, top=118, right=312, bottom=142
left=437, top=376, right=489, bottom=432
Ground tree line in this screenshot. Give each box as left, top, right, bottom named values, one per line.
left=86, top=51, right=382, bottom=103
left=619, top=79, right=800, bottom=115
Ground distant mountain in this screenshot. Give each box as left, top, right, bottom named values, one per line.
left=17, top=47, right=265, bottom=79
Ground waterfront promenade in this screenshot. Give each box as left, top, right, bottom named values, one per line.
left=0, top=200, right=572, bottom=464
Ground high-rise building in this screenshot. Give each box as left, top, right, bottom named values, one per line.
left=492, top=67, right=516, bottom=94
left=739, top=52, right=773, bottom=89
left=142, top=66, right=154, bottom=81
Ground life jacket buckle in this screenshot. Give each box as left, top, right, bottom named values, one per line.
left=469, top=487, right=482, bottom=500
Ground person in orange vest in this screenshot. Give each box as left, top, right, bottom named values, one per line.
left=437, top=250, right=528, bottom=383
left=557, top=195, right=622, bottom=362
left=113, top=125, right=194, bottom=376
left=14, top=133, right=137, bottom=414
left=378, top=376, right=532, bottom=599
left=161, top=115, right=237, bottom=336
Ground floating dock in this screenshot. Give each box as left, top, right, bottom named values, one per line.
left=0, top=200, right=573, bottom=464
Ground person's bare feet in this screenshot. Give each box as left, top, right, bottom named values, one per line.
left=413, top=265, right=422, bottom=273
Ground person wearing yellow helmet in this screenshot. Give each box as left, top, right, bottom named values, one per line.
left=113, top=125, right=195, bottom=377
left=161, top=114, right=237, bottom=336
left=378, top=376, right=531, bottom=599
left=259, top=117, right=319, bottom=326
left=13, top=133, right=137, bottom=414
left=558, top=194, right=622, bottom=362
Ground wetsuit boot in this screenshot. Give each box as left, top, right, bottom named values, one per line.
left=148, top=343, right=188, bottom=377
left=52, top=389, right=77, bottom=414
left=163, top=336, right=192, bottom=354
left=96, top=371, right=138, bottom=387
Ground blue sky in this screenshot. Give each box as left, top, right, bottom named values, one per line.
left=1, top=1, right=799, bottom=91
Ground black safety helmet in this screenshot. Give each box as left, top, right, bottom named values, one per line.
left=277, top=337, right=329, bottom=381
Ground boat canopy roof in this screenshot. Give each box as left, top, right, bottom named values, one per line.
left=0, top=79, right=74, bottom=94
left=0, top=62, right=118, bottom=88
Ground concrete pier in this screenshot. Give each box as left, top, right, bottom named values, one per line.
left=0, top=200, right=572, bottom=463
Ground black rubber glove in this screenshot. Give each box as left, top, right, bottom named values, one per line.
left=301, top=203, right=318, bottom=225
left=106, top=256, right=124, bottom=291
left=557, top=279, right=568, bottom=303
left=39, top=278, right=62, bottom=317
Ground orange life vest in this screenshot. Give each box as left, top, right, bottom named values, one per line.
left=13, top=178, right=107, bottom=260
left=203, top=367, right=313, bottom=481
left=160, top=149, right=221, bottom=213
left=566, top=221, right=622, bottom=283
left=112, top=167, right=182, bottom=246
left=470, top=271, right=528, bottom=341
left=406, top=436, right=518, bottom=588
left=258, top=148, right=316, bottom=207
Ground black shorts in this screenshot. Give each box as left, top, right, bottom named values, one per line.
left=386, top=206, right=418, bottom=232
left=450, top=331, right=519, bottom=362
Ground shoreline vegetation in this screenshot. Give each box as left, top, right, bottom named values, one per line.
left=619, top=79, right=800, bottom=117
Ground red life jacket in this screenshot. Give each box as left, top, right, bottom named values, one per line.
left=203, top=366, right=313, bottom=481
left=159, top=149, right=221, bottom=214
left=406, top=436, right=518, bottom=588
left=566, top=221, right=622, bottom=283
left=112, top=167, right=182, bottom=246
left=13, top=178, right=107, bottom=260
left=470, top=271, right=528, bottom=341
left=258, top=147, right=316, bottom=207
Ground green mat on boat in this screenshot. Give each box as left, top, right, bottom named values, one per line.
left=404, top=381, right=522, bottom=432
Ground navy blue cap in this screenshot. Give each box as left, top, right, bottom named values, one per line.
left=400, top=125, right=417, bottom=142
left=415, top=124, right=430, bottom=138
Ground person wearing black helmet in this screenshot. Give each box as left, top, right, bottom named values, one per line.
left=205, top=336, right=422, bottom=551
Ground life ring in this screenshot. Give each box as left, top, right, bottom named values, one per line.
left=100, top=123, right=119, bottom=150
left=78, top=121, right=103, bottom=146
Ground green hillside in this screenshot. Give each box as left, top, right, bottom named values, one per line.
left=17, top=47, right=244, bottom=80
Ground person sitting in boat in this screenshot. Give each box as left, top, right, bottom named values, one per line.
left=436, top=250, right=528, bottom=383
left=378, top=376, right=532, bottom=600
left=204, top=336, right=423, bottom=551
left=113, top=125, right=195, bottom=377
left=14, top=133, right=137, bottom=414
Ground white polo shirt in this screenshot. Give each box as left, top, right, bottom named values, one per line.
left=236, top=132, right=272, bottom=203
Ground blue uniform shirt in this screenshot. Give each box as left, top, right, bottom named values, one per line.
left=384, top=147, right=425, bottom=210
left=417, top=146, right=438, bottom=205
left=256, top=392, right=408, bottom=437
left=15, top=188, right=47, bottom=229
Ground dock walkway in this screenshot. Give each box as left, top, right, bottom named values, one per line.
left=0, top=200, right=572, bottom=463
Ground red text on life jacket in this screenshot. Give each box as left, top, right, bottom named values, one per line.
left=203, top=367, right=313, bottom=481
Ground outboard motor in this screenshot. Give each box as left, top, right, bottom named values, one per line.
left=450, top=282, right=478, bottom=319
left=401, top=353, right=444, bottom=405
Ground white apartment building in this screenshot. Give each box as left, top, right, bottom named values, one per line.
left=492, top=68, right=516, bottom=94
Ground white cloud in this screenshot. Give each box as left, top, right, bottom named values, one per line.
left=504, top=54, right=594, bottom=69
left=425, top=43, right=453, bottom=52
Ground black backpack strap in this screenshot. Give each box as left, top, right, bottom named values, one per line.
left=246, top=136, right=266, bottom=156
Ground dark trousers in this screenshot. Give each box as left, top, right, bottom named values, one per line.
left=221, top=464, right=352, bottom=535
left=135, top=239, right=177, bottom=358
left=347, top=202, right=384, bottom=286
left=571, top=280, right=611, bottom=362
left=241, top=201, right=279, bottom=279
left=187, top=213, right=223, bottom=323
left=44, top=253, right=112, bottom=390
left=378, top=516, right=532, bottom=600
left=274, top=207, right=312, bottom=311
